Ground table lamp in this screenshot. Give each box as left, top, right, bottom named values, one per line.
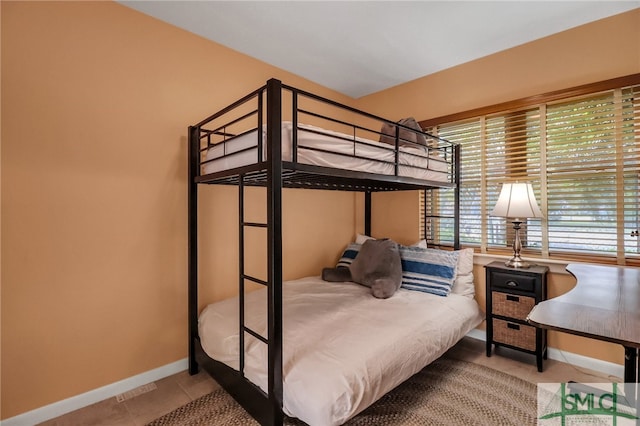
left=490, top=182, right=543, bottom=268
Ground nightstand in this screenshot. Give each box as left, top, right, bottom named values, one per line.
left=485, top=261, right=548, bottom=372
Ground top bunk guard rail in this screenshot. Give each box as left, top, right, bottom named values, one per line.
left=191, top=79, right=459, bottom=193
left=300, top=108, right=452, bottom=158
left=285, top=84, right=455, bottom=161
left=291, top=111, right=453, bottom=167
left=201, top=110, right=260, bottom=146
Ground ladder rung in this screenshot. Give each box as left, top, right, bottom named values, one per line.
left=244, top=326, right=268, bottom=344
left=243, top=275, right=268, bottom=286
left=243, top=222, right=267, bottom=228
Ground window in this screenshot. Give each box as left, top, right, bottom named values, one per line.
left=421, top=75, right=640, bottom=265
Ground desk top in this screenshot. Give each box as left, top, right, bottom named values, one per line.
left=527, top=263, right=640, bottom=349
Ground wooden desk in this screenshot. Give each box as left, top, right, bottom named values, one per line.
left=527, top=263, right=640, bottom=385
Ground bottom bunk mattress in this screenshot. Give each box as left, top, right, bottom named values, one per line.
left=198, top=276, right=483, bottom=426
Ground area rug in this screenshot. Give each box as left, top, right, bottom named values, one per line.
left=147, top=356, right=537, bottom=425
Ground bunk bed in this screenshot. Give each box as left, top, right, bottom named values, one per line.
left=188, top=79, right=482, bottom=426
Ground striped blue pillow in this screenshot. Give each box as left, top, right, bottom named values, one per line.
left=399, top=247, right=458, bottom=297
left=336, top=243, right=361, bottom=268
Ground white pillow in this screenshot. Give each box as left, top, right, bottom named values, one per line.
left=412, top=239, right=428, bottom=249
left=355, top=233, right=375, bottom=244
left=355, top=234, right=427, bottom=248
left=451, top=248, right=475, bottom=298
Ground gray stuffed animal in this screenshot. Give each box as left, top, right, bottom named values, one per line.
left=322, top=239, right=402, bottom=299
left=379, top=117, right=429, bottom=148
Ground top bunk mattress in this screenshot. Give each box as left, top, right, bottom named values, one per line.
left=202, top=122, right=451, bottom=182
left=198, top=276, right=483, bottom=426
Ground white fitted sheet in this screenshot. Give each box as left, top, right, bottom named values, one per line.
left=202, top=122, right=450, bottom=182
left=198, top=276, right=483, bottom=426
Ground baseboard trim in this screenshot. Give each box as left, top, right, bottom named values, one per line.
left=465, top=329, right=624, bottom=379
left=2, top=358, right=188, bottom=426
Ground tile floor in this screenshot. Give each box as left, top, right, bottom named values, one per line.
left=38, top=336, right=619, bottom=425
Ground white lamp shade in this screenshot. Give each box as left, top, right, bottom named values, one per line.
left=490, top=182, right=543, bottom=219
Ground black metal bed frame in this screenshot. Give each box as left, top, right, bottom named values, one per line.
left=187, top=78, right=460, bottom=425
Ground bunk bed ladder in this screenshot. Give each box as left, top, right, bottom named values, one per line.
left=238, top=175, right=270, bottom=372
left=229, top=79, right=285, bottom=426
left=236, top=78, right=285, bottom=425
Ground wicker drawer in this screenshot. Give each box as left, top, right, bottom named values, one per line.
left=492, top=318, right=536, bottom=351
left=492, top=291, right=535, bottom=320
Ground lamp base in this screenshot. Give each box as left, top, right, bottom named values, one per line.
left=505, top=255, right=534, bottom=269
left=505, top=220, right=535, bottom=268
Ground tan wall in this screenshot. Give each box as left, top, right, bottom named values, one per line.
left=371, top=191, right=422, bottom=245
left=358, top=10, right=640, bottom=367
left=0, top=1, right=363, bottom=419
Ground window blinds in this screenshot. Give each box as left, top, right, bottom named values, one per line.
left=423, top=82, right=640, bottom=263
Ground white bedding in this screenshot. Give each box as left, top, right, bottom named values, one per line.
left=198, top=276, right=483, bottom=426
left=202, top=122, right=450, bottom=182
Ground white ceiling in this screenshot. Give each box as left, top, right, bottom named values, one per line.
left=119, top=1, right=640, bottom=98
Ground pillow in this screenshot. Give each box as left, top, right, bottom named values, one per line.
left=399, top=246, right=459, bottom=297
left=356, top=234, right=427, bottom=248
left=355, top=234, right=374, bottom=245
left=379, top=117, right=429, bottom=148
left=336, top=243, right=361, bottom=268
left=412, top=239, right=428, bottom=249
left=451, top=248, right=475, bottom=298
